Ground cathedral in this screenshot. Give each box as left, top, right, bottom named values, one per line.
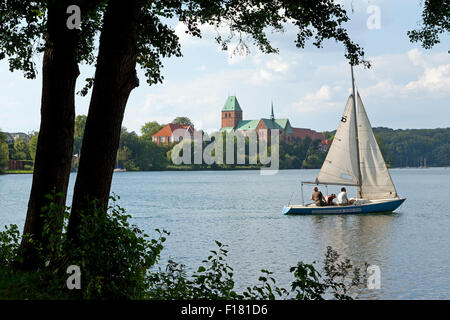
left=219, top=96, right=324, bottom=143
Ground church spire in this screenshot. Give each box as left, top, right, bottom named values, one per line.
left=270, top=100, right=275, bottom=121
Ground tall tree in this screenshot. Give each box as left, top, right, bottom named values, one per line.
left=141, top=121, right=164, bottom=138
left=68, top=0, right=369, bottom=240
left=172, top=117, right=194, bottom=127
left=12, top=138, right=29, bottom=160
left=0, top=0, right=104, bottom=268
left=68, top=0, right=147, bottom=240
left=21, top=1, right=81, bottom=267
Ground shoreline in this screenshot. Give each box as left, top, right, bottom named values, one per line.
left=2, top=166, right=449, bottom=175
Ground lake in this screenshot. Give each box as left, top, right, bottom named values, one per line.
left=1, top=168, right=449, bottom=299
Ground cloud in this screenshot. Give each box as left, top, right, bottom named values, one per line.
left=408, top=48, right=423, bottom=67
left=360, top=49, right=450, bottom=97
left=265, top=58, right=289, bottom=73
left=246, top=55, right=294, bottom=85
left=405, top=64, right=450, bottom=92
left=292, top=85, right=338, bottom=113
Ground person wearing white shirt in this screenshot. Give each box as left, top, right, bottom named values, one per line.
left=337, top=187, right=349, bottom=205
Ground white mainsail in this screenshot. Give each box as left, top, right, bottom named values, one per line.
left=357, top=92, right=397, bottom=199
left=316, top=95, right=360, bottom=186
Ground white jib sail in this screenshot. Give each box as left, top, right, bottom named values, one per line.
left=357, top=92, right=397, bottom=199
left=316, top=95, right=360, bottom=186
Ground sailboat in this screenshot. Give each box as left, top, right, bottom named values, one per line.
left=283, top=66, right=405, bottom=215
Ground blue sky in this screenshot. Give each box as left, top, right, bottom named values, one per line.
left=1, top=0, right=449, bottom=134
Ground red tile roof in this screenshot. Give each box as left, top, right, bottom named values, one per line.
left=152, top=124, right=191, bottom=137
left=152, top=123, right=203, bottom=139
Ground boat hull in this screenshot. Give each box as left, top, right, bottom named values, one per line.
left=282, top=198, right=405, bottom=215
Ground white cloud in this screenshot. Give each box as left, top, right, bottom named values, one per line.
left=248, top=69, right=274, bottom=85
left=405, top=63, right=450, bottom=92
left=361, top=49, right=450, bottom=97
left=265, top=58, right=289, bottom=73
left=408, top=48, right=423, bottom=67
left=245, top=55, right=295, bottom=85
left=292, top=85, right=338, bottom=113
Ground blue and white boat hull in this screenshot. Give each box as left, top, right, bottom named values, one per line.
left=282, top=198, right=406, bottom=215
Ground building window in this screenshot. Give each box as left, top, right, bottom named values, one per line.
left=169, top=136, right=174, bottom=143
left=225, top=113, right=227, bottom=118
left=160, top=137, right=165, bottom=143
left=229, top=113, right=231, bottom=118
left=152, top=136, right=157, bottom=142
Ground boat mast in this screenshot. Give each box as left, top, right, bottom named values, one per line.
left=351, top=64, right=363, bottom=198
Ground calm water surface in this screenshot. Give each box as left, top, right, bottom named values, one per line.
left=1, top=168, right=449, bottom=299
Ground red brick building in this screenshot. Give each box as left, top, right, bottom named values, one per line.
left=291, top=127, right=324, bottom=142
left=221, top=96, right=243, bottom=128
left=220, top=96, right=324, bottom=143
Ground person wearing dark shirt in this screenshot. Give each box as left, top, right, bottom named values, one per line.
left=311, top=187, right=325, bottom=206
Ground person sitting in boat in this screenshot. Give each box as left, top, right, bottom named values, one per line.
left=337, top=187, right=355, bottom=205
left=325, top=193, right=336, bottom=206
left=311, top=187, right=325, bottom=206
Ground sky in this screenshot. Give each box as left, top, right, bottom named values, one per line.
left=0, top=0, right=449, bottom=135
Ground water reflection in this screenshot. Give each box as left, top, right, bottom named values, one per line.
left=311, top=213, right=398, bottom=298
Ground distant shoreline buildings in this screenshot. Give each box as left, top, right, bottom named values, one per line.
left=219, top=96, right=324, bottom=143
left=152, top=95, right=326, bottom=146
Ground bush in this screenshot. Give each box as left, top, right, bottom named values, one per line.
left=0, top=193, right=167, bottom=299
left=147, top=242, right=368, bottom=300
left=66, top=196, right=168, bottom=299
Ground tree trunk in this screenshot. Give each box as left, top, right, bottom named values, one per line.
left=68, top=0, right=143, bottom=240
left=19, top=3, right=80, bottom=269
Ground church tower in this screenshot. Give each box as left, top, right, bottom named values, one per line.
left=221, top=96, right=243, bottom=129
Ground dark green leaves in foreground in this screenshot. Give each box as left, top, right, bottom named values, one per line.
left=1, top=0, right=369, bottom=86
left=147, top=242, right=368, bottom=300
left=408, top=0, right=450, bottom=52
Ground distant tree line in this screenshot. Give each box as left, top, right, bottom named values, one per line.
left=117, top=119, right=327, bottom=171
left=279, top=136, right=327, bottom=169
left=373, top=127, right=450, bottom=167
left=323, top=127, right=450, bottom=168
left=3, top=123, right=449, bottom=172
